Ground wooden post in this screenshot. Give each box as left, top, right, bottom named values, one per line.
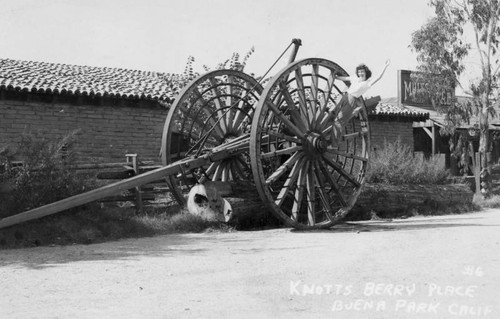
left=422, top=125, right=435, bottom=155
left=126, top=154, right=143, bottom=214
left=475, top=152, right=481, bottom=195
left=431, top=124, right=436, bottom=155
left=288, top=38, right=302, bottom=64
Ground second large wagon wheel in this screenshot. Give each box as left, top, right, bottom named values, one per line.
left=162, top=69, right=263, bottom=204
left=250, top=58, right=371, bottom=229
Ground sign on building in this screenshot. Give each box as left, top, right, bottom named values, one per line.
left=397, top=70, right=453, bottom=107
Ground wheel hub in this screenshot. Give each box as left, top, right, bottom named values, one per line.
left=303, top=132, right=328, bottom=158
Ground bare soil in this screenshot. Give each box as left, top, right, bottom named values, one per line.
left=1, top=210, right=499, bottom=319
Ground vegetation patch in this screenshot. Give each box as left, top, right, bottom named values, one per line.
left=351, top=139, right=477, bottom=220
left=0, top=130, right=96, bottom=218
left=366, top=139, right=450, bottom=185
left=0, top=131, right=233, bottom=249
left=472, top=193, right=500, bottom=209
left=0, top=206, right=234, bottom=249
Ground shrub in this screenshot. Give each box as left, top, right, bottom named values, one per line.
left=366, top=139, right=450, bottom=185
left=473, top=193, right=500, bottom=209
left=0, top=130, right=97, bottom=217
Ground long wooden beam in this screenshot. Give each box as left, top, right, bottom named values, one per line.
left=0, top=149, right=236, bottom=230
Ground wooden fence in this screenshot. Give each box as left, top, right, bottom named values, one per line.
left=84, top=154, right=173, bottom=213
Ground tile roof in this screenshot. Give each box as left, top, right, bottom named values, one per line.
left=404, top=102, right=500, bottom=129
left=370, top=101, right=429, bottom=121
left=0, top=58, right=185, bottom=103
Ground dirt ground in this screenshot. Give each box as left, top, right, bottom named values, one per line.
left=1, top=210, right=499, bottom=319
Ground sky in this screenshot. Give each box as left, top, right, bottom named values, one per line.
left=0, top=0, right=435, bottom=99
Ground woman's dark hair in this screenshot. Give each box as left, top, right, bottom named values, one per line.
left=355, top=64, right=372, bottom=79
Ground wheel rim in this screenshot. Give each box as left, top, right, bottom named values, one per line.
left=162, top=69, right=263, bottom=204
left=250, top=58, right=370, bottom=229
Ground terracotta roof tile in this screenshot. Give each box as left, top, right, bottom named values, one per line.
left=370, top=102, right=429, bottom=121
left=0, top=58, right=184, bottom=103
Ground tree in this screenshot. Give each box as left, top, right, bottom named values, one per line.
left=410, top=0, right=500, bottom=197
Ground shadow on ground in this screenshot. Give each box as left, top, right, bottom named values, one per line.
left=0, top=233, right=250, bottom=269
left=2, top=213, right=498, bottom=269
left=293, top=215, right=499, bottom=233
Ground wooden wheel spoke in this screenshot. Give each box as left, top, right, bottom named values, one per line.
left=177, top=103, right=224, bottom=141
left=266, top=131, right=302, bottom=144
left=231, top=105, right=252, bottom=133
left=278, top=82, right=308, bottom=132
left=197, top=161, right=218, bottom=183
left=192, top=88, right=226, bottom=139
left=275, top=156, right=303, bottom=207
left=265, top=100, right=304, bottom=137
left=325, top=148, right=368, bottom=162
left=208, top=78, right=229, bottom=133
left=318, top=71, right=336, bottom=113
left=234, top=80, right=258, bottom=129
left=316, top=160, right=347, bottom=206
left=235, top=157, right=252, bottom=178
left=310, top=64, right=319, bottom=120
left=212, top=160, right=225, bottom=181
left=226, top=75, right=235, bottom=120
left=265, top=152, right=302, bottom=184
left=319, top=107, right=339, bottom=132
left=293, top=69, right=310, bottom=125
left=316, top=72, right=338, bottom=126
left=291, top=160, right=310, bottom=221
left=261, top=145, right=301, bottom=159
left=305, top=166, right=316, bottom=226
left=312, top=161, right=334, bottom=219
left=321, top=121, right=348, bottom=141
left=221, top=160, right=230, bottom=182
left=233, top=157, right=251, bottom=179
left=344, top=131, right=367, bottom=140
left=321, top=154, right=361, bottom=188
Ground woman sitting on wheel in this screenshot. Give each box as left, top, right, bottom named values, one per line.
left=332, top=60, right=390, bottom=137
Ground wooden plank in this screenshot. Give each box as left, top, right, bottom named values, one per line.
left=98, top=194, right=156, bottom=202
left=68, top=162, right=130, bottom=170
left=412, top=119, right=434, bottom=128
left=97, top=171, right=134, bottom=180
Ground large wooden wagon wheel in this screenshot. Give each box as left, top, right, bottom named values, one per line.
left=162, top=69, right=263, bottom=204
left=250, top=58, right=371, bottom=229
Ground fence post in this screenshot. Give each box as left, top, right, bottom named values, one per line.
left=126, top=154, right=143, bottom=214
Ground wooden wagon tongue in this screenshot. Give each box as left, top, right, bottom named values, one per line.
left=0, top=146, right=246, bottom=230
left=1, top=39, right=370, bottom=230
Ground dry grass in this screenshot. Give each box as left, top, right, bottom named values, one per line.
left=0, top=205, right=234, bottom=249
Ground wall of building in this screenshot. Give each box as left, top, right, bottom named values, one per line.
left=0, top=98, right=169, bottom=164
left=0, top=94, right=420, bottom=166
left=369, top=120, right=414, bottom=152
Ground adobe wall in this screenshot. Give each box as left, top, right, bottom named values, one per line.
left=369, top=120, right=414, bottom=152
left=0, top=98, right=169, bottom=164
left=0, top=96, right=417, bottom=165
